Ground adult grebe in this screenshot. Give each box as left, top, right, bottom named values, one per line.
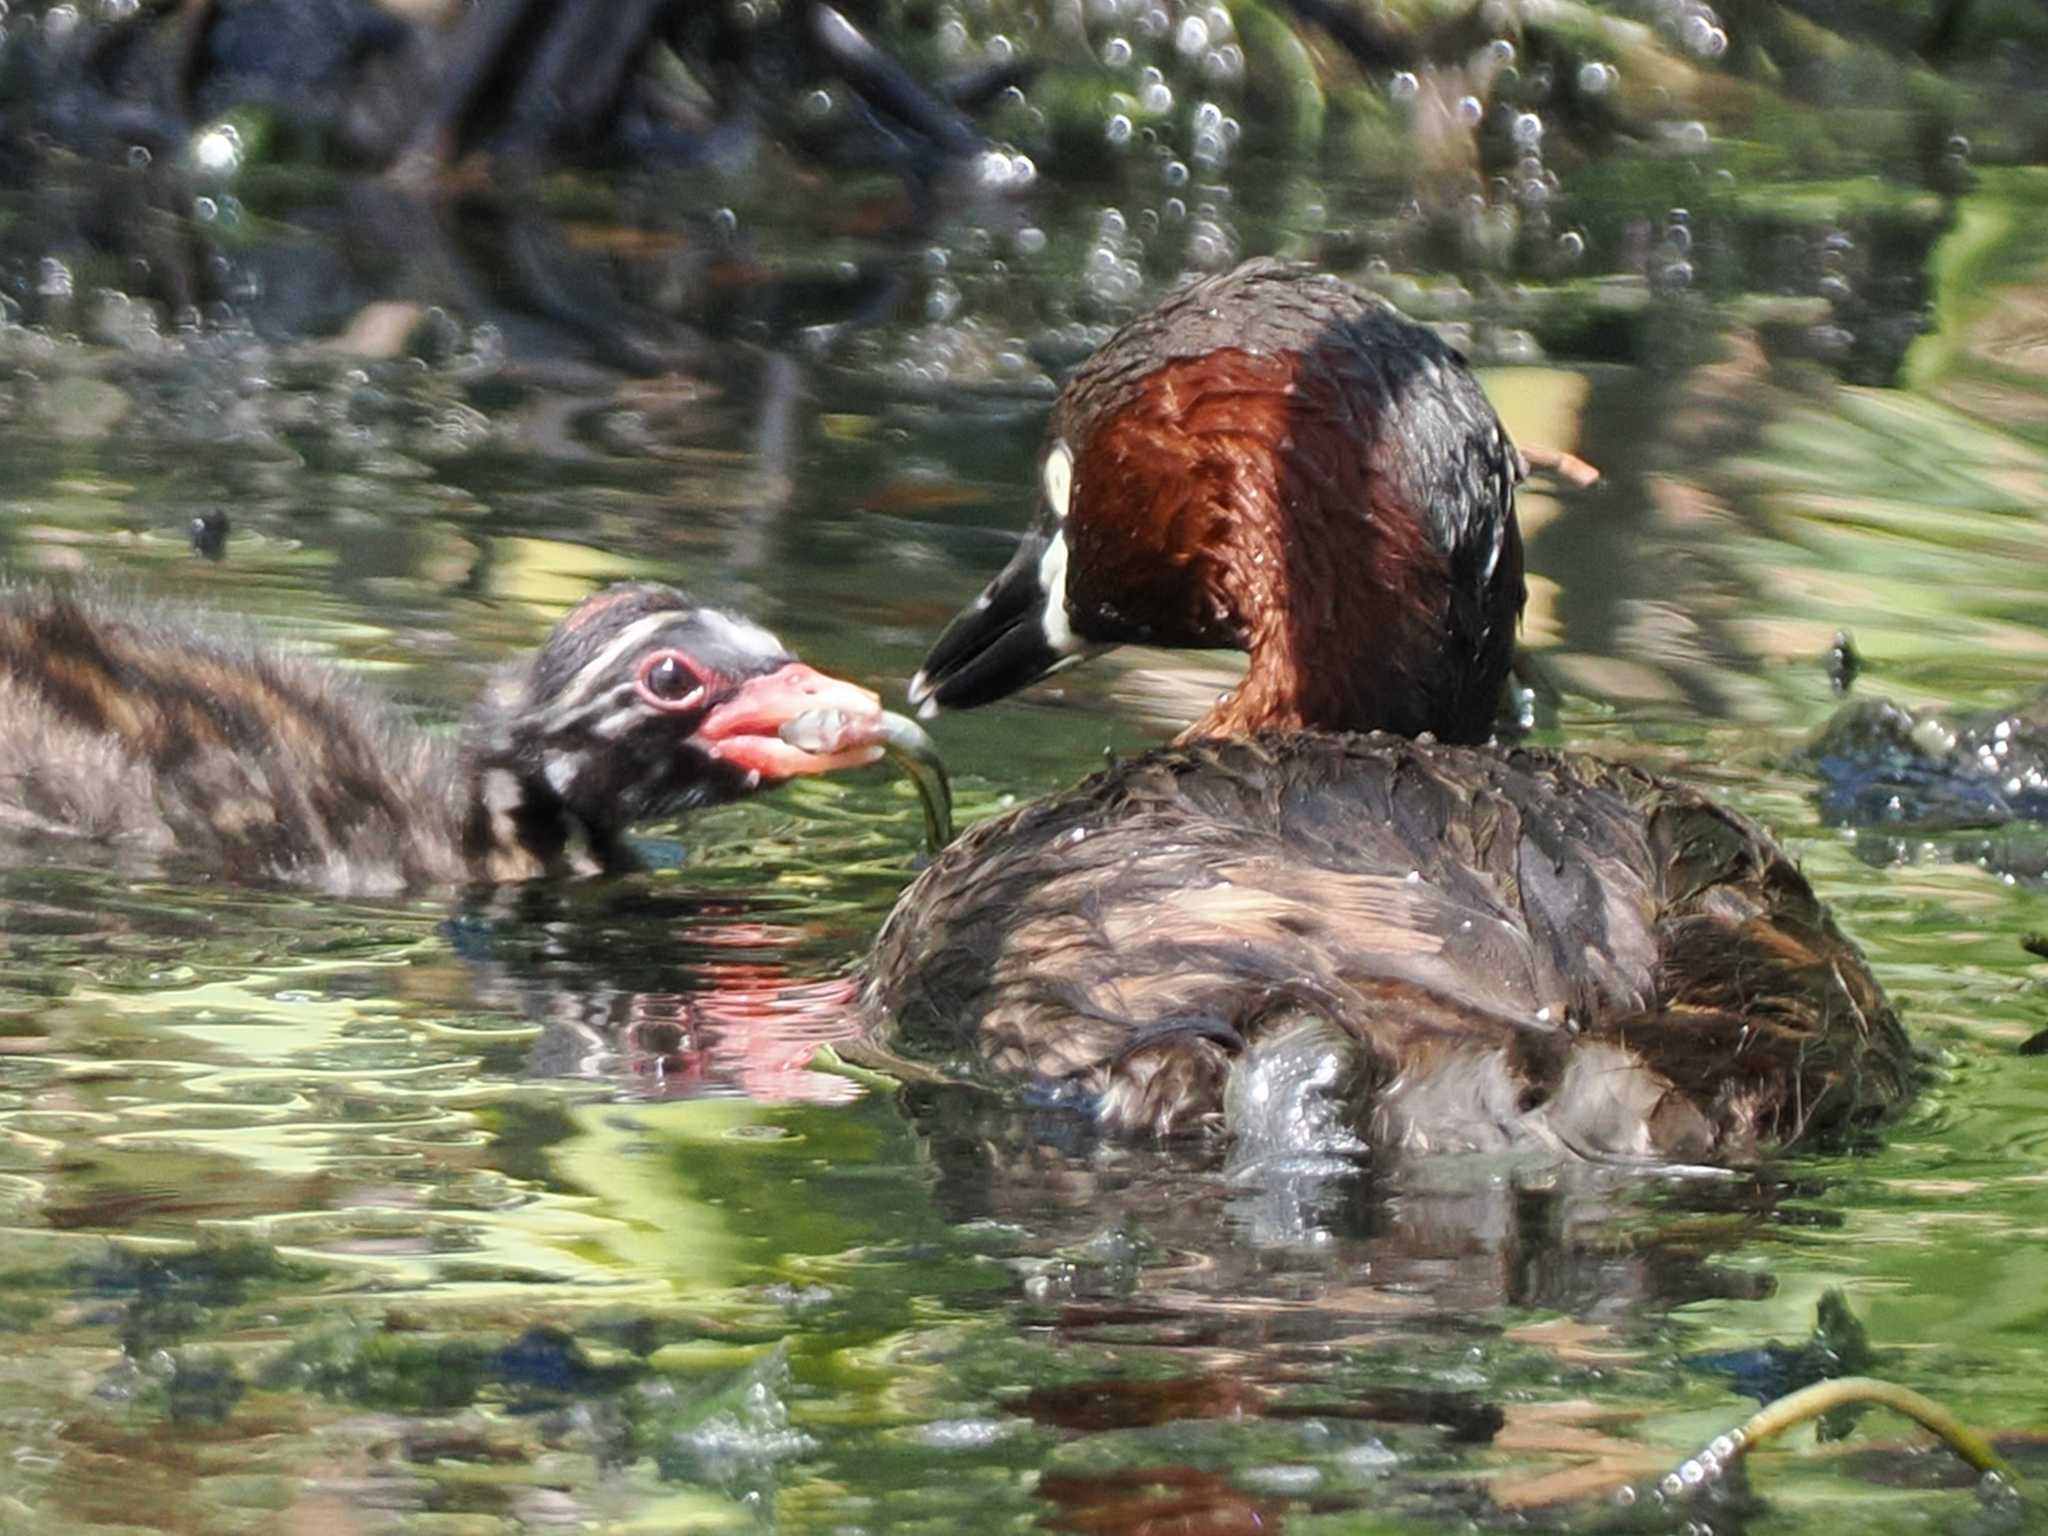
left=863, top=261, right=1912, bottom=1162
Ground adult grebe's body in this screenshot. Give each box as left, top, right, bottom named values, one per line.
left=863, top=261, right=1912, bottom=1160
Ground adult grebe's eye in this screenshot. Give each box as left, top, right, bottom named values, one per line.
left=636, top=650, right=706, bottom=709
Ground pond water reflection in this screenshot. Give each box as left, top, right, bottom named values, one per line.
left=3, top=98, right=2048, bottom=1536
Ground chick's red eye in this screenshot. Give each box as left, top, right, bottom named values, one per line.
left=636, top=650, right=705, bottom=708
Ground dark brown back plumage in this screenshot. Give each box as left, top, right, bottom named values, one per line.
left=868, top=734, right=1910, bottom=1159
left=0, top=589, right=459, bottom=892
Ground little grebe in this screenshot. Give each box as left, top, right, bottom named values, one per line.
left=0, top=582, right=893, bottom=895
left=864, top=260, right=1913, bottom=1162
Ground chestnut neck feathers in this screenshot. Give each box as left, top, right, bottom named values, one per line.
left=1056, top=262, right=1525, bottom=743
left=910, top=260, right=1525, bottom=744
left=0, top=583, right=880, bottom=895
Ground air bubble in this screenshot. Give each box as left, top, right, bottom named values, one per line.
left=1456, top=94, right=1483, bottom=125
left=1102, top=34, right=1132, bottom=66
left=192, top=121, right=244, bottom=174
left=1511, top=111, right=1543, bottom=147
left=1105, top=112, right=1134, bottom=146
left=1175, top=14, right=1210, bottom=55
left=1389, top=71, right=1419, bottom=104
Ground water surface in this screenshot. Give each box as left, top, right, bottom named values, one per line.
left=2, top=46, right=2048, bottom=1536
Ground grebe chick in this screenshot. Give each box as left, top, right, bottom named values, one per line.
left=0, top=582, right=893, bottom=896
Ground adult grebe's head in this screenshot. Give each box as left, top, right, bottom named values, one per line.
left=909, top=259, right=1526, bottom=744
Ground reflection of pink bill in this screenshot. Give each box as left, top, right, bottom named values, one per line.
left=620, top=962, right=864, bottom=1107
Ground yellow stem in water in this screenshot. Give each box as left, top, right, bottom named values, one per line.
left=1688, top=1376, right=2017, bottom=1490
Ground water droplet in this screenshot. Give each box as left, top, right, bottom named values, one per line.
left=192, top=121, right=243, bottom=174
